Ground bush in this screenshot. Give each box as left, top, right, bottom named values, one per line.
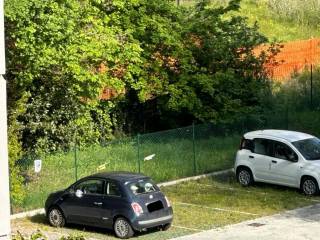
left=8, top=96, right=26, bottom=207
left=12, top=231, right=85, bottom=240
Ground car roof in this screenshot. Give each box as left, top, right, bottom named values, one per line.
left=244, top=129, right=315, bottom=142
left=89, top=171, right=148, bottom=183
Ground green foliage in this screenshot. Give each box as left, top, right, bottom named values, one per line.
left=59, top=234, right=85, bottom=240
left=5, top=0, right=143, bottom=151
left=268, top=0, right=320, bottom=27
left=12, top=230, right=47, bottom=240
left=8, top=95, right=27, bottom=206
left=12, top=230, right=85, bottom=240
left=266, top=66, right=320, bottom=135
left=5, top=0, right=274, bottom=148
left=273, top=66, right=320, bottom=111
left=163, top=0, right=274, bottom=124
left=182, top=0, right=320, bottom=41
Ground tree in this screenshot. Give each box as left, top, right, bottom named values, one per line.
left=5, top=0, right=142, bottom=151
left=164, top=0, right=275, bottom=124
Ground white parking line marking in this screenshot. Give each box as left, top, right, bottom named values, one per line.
left=174, top=202, right=259, bottom=216
left=196, top=183, right=268, bottom=195
left=172, top=225, right=203, bottom=232
left=298, top=197, right=320, bottom=203
left=197, top=183, right=320, bottom=203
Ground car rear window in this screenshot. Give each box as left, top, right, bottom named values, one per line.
left=128, top=179, right=158, bottom=195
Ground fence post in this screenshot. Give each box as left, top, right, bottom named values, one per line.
left=192, top=122, right=197, bottom=175
left=310, top=63, right=313, bottom=109
left=137, top=134, right=141, bottom=173
left=285, top=103, right=289, bottom=130
left=74, top=140, right=78, bottom=181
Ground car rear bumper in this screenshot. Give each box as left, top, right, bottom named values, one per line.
left=131, top=207, right=173, bottom=231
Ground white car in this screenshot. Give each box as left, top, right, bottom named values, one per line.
left=234, top=129, right=320, bottom=195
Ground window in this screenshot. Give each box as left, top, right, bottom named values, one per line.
left=128, top=179, right=158, bottom=195
left=75, top=179, right=104, bottom=195
left=240, top=138, right=254, bottom=151
left=253, top=139, right=272, bottom=156
left=106, top=182, right=122, bottom=197
left=292, top=138, right=320, bottom=160
left=273, top=141, right=298, bottom=161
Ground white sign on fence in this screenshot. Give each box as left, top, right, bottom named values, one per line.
left=144, top=154, right=156, bottom=161
left=34, top=160, right=42, bottom=173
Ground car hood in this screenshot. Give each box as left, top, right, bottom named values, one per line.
left=305, top=160, right=320, bottom=169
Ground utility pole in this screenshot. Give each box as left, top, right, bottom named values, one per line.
left=0, top=0, right=11, bottom=238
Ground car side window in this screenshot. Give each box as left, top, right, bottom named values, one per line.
left=240, top=138, right=254, bottom=152
left=273, top=141, right=298, bottom=161
left=253, top=138, right=273, bottom=156
left=105, top=181, right=122, bottom=197
left=75, top=179, right=105, bottom=195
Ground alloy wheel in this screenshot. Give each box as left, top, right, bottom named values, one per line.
left=238, top=170, right=251, bottom=186
left=48, top=208, right=64, bottom=227
left=115, top=219, right=129, bottom=238
left=303, top=179, right=317, bottom=195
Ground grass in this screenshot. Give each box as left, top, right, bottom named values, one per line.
left=235, top=0, right=320, bottom=42
left=16, top=128, right=240, bottom=213
left=12, top=172, right=320, bottom=240
left=181, top=0, right=320, bottom=42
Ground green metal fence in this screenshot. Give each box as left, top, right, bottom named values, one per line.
left=14, top=122, right=243, bottom=213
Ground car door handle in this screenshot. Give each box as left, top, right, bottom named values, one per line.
left=94, top=202, right=103, bottom=206
left=249, top=156, right=254, bottom=159
left=272, top=160, right=277, bottom=163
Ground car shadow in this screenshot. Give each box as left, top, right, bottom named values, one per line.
left=209, top=171, right=302, bottom=194
left=28, top=213, right=47, bottom=224
left=28, top=214, right=163, bottom=238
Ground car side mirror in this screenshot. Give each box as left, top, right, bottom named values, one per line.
left=75, top=189, right=84, bottom=198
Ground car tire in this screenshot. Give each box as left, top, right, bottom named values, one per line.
left=48, top=207, right=66, bottom=227
left=237, top=167, right=253, bottom=187
left=301, top=177, right=319, bottom=196
left=114, top=217, right=134, bottom=239
left=161, top=223, right=171, bottom=231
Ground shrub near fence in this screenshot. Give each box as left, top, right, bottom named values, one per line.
left=15, top=123, right=241, bottom=213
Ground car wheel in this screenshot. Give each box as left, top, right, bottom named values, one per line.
left=161, top=223, right=171, bottom=231
left=48, top=207, right=65, bottom=227
left=114, top=217, right=134, bottom=239
left=237, top=167, right=253, bottom=187
left=301, top=177, right=319, bottom=196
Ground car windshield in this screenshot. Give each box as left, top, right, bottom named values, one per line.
left=292, top=137, right=320, bottom=160
left=128, top=179, right=158, bottom=195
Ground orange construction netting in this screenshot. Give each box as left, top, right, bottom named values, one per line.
left=255, top=38, right=320, bottom=81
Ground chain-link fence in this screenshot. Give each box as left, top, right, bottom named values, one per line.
left=14, top=122, right=244, bottom=213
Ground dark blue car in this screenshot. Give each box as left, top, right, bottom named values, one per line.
left=45, top=172, right=173, bottom=239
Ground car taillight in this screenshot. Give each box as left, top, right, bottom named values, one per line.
left=131, top=202, right=143, bottom=216
left=165, top=196, right=171, bottom=207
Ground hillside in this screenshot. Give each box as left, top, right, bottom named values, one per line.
left=181, top=0, right=320, bottom=42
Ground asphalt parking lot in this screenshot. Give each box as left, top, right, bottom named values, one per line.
left=172, top=203, right=320, bottom=240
